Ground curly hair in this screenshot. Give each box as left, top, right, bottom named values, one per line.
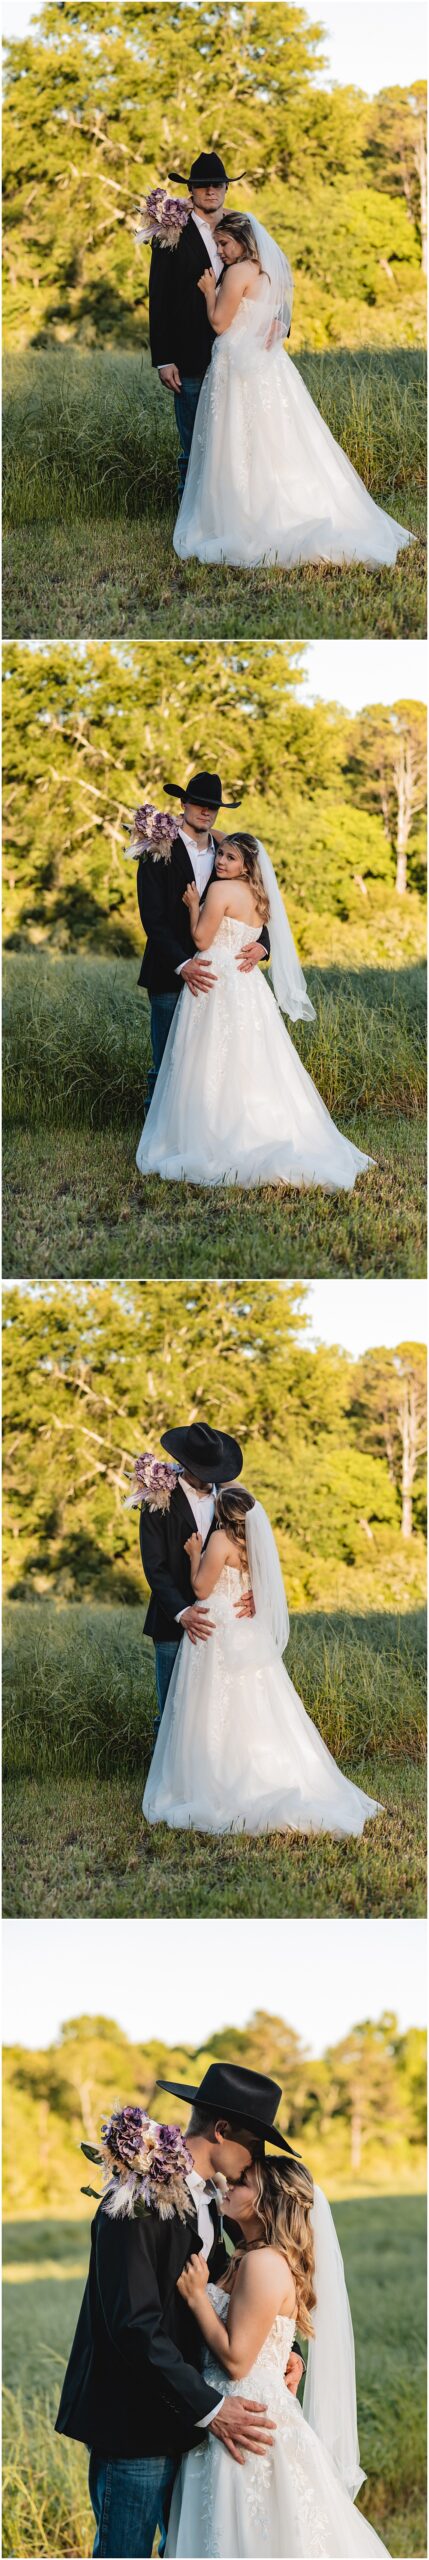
left=215, top=1483, right=255, bottom=1570
left=223, top=832, right=270, bottom=924
left=253, top=2155, right=316, bottom=2338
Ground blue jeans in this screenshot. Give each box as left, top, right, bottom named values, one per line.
left=89, top=2448, right=177, bottom=2558
left=174, top=374, right=205, bottom=499
left=154, top=1636, right=181, bottom=1737
left=146, top=990, right=180, bottom=1111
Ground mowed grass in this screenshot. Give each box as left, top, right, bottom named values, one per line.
left=3, top=1603, right=426, bottom=1917
left=3, top=953, right=426, bottom=1278
left=2, top=2199, right=426, bottom=2556
left=3, top=347, right=426, bottom=637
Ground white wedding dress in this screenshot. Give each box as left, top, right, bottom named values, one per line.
left=136, top=917, right=373, bottom=1191
left=165, top=2285, right=389, bottom=2556
left=173, top=285, right=412, bottom=569
left=142, top=1561, right=381, bottom=1835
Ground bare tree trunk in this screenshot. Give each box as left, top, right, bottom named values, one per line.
left=401, top=1378, right=417, bottom=1538
left=395, top=735, right=414, bottom=894
left=415, top=121, right=427, bottom=276
left=351, top=2096, right=362, bottom=2172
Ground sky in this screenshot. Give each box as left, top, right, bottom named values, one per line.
left=2, top=0, right=427, bottom=97
left=301, top=641, right=427, bottom=714
left=3, top=1918, right=426, bottom=2052
left=5, top=1277, right=427, bottom=1358
left=305, top=1280, right=427, bottom=1357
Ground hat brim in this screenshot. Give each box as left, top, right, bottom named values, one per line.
left=156, top=2078, right=298, bottom=2154
left=161, top=1430, right=243, bottom=1485
left=164, top=781, right=242, bottom=810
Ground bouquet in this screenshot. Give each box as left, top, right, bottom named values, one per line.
left=135, top=187, right=190, bottom=251
left=124, top=803, right=177, bottom=863
left=82, top=2108, right=194, bottom=2222
left=124, top=1451, right=179, bottom=1512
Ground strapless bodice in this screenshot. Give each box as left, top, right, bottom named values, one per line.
left=202, top=914, right=260, bottom=966
left=204, top=2283, right=297, bottom=2411
left=200, top=1562, right=251, bottom=1627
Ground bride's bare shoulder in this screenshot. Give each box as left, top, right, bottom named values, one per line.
left=241, top=2247, right=296, bottom=2312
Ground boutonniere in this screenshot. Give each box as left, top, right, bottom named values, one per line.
left=134, top=187, right=191, bottom=251
left=124, top=1451, right=179, bottom=1512
left=124, top=804, right=177, bottom=863
left=81, top=2109, right=195, bottom=2222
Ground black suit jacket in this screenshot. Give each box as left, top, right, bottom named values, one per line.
left=137, top=835, right=270, bottom=998
left=55, top=2194, right=227, bottom=2461
left=149, top=217, right=216, bottom=377
left=140, top=1480, right=214, bottom=1645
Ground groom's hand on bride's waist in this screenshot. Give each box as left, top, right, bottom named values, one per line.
left=180, top=956, right=217, bottom=996
left=235, top=1590, right=256, bottom=1620
left=237, top=940, right=268, bottom=972
left=180, top=1603, right=215, bottom=1644
left=210, top=2400, right=276, bottom=2465
left=285, top=2348, right=304, bottom=2396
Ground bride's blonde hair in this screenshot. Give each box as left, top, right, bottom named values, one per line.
left=215, top=1483, right=255, bottom=1569
left=253, top=2155, right=316, bottom=2338
left=225, top=832, right=270, bottom=924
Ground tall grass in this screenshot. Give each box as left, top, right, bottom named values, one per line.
left=2, top=2199, right=426, bottom=2557
left=4, top=953, right=427, bottom=1130
left=3, top=347, right=426, bottom=525
left=3, top=1602, right=426, bottom=1781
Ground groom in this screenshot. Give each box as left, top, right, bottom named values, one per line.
left=137, top=769, right=270, bottom=1112
left=149, top=149, right=230, bottom=497
left=140, top=1421, right=256, bottom=1735
left=55, top=2060, right=304, bottom=2559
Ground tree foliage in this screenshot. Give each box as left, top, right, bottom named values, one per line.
left=3, top=1283, right=426, bottom=1614
left=3, top=5, right=426, bottom=351
left=3, top=645, right=426, bottom=967
left=3, top=2003, right=426, bottom=2216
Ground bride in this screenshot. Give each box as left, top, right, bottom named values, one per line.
left=136, top=831, right=373, bottom=1192
left=166, top=2150, right=389, bottom=2556
left=173, top=211, right=413, bottom=570
left=142, top=1485, right=382, bottom=1836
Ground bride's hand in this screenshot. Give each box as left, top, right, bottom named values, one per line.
left=183, top=884, right=199, bottom=913
left=184, top=1531, right=203, bottom=1561
left=177, top=2252, right=209, bottom=2303
left=197, top=269, right=213, bottom=299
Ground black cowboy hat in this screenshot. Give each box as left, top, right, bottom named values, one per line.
left=161, top=1424, right=243, bottom=1486
left=168, top=153, right=245, bottom=189
left=157, top=2062, right=300, bottom=2157
left=163, top=770, right=242, bottom=811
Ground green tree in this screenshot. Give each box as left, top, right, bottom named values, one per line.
left=351, top=1345, right=427, bottom=1540
left=366, top=85, right=427, bottom=275
left=348, top=703, right=427, bottom=897
left=3, top=7, right=424, bottom=349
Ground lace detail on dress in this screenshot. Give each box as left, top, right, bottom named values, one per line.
left=200, top=2288, right=331, bottom=2557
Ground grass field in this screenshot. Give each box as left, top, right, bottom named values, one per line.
left=3, top=953, right=426, bottom=1278
left=2, top=2198, right=426, bottom=2556
left=3, top=347, right=426, bottom=638
left=3, top=1603, right=426, bottom=1917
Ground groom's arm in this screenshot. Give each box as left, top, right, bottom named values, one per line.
left=96, top=2212, right=222, bottom=2436
left=137, top=854, right=190, bottom=980
left=149, top=241, right=178, bottom=372
left=140, top=1507, right=189, bottom=1626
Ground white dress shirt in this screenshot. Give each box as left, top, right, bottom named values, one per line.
left=190, top=209, right=223, bottom=281
left=158, top=213, right=223, bottom=370
left=186, top=2166, right=225, bottom=2425
left=176, top=1477, right=216, bottom=1621
left=175, top=828, right=216, bottom=979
